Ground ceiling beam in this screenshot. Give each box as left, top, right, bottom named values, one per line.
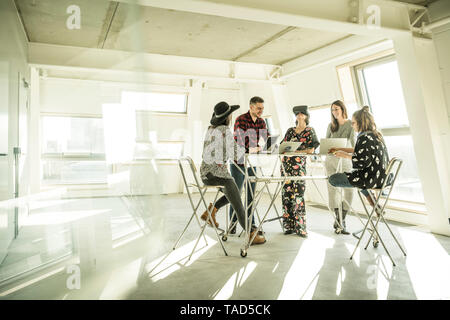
left=98, top=1, right=120, bottom=49
left=109, top=0, right=425, bottom=37
left=232, top=26, right=297, bottom=61
left=28, top=42, right=282, bottom=83
left=13, top=0, right=30, bottom=42
left=280, top=35, right=391, bottom=79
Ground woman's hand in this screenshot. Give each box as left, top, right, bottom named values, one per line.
left=333, top=150, right=351, bottom=159
left=296, top=148, right=314, bottom=154
left=328, top=147, right=341, bottom=154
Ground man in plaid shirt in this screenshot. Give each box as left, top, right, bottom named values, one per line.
left=229, top=96, right=271, bottom=234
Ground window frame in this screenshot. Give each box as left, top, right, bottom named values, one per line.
left=121, top=90, right=189, bottom=115
left=351, top=55, right=425, bottom=204
left=40, top=113, right=109, bottom=185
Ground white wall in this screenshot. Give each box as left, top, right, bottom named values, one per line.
left=0, top=0, right=30, bottom=263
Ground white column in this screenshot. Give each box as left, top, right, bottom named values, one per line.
left=29, top=67, right=41, bottom=194
left=186, top=80, right=204, bottom=165
left=393, top=34, right=450, bottom=236
left=271, top=83, right=292, bottom=135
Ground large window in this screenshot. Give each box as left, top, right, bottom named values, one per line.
left=353, top=56, right=424, bottom=203
left=133, top=141, right=184, bottom=160
left=308, top=106, right=331, bottom=142
left=121, top=91, right=188, bottom=114
left=41, top=115, right=108, bottom=185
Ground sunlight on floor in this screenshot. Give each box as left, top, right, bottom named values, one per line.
left=100, top=258, right=143, bottom=299
left=277, top=232, right=335, bottom=300
left=344, top=238, right=364, bottom=267
left=28, top=199, right=77, bottom=211
left=0, top=266, right=66, bottom=297
left=336, top=266, right=346, bottom=296
left=22, top=209, right=112, bottom=226
left=399, top=228, right=450, bottom=299
left=374, top=255, right=394, bottom=300
left=112, top=231, right=145, bottom=249
left=145, top=235, right=217, bottom=282
left=213, top=261, right=258, bottom=300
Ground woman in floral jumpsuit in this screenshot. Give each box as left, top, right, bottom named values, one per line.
left=281, top=106, right=320, bottom=238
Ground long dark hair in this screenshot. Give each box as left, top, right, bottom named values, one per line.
left=210, top=113, right=231, bottom=128
left=353, top=106, right=384, bottom=143
left=330, top=100, right=348, bottom=133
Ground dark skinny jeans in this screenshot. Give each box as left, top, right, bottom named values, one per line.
left=328, top=173, right=369, bottom=197
left=202, top=173, right=247, bottom=231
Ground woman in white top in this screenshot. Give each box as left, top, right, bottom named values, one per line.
left=324, top=100, right=355, bottom=234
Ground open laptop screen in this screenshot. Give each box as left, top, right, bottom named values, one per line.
left=263, top=134, right=280, bottom=151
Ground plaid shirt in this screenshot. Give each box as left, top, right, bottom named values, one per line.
left=233, top=111, right=270, bottom=155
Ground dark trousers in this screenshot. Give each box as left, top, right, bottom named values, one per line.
left=328, top=173, right=369, bottom=196
left=202, top=173, right=246, bottom=230
left=229, top=163, right=256, bottom=227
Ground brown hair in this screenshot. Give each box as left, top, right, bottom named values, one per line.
left=330, top=100, right=348, bottom=133
left=352, top=106, right=384, bottom=142
left=250, top=96, right=264, bottom=105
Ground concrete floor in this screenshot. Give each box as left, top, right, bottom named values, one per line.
left=0, top=193, right=449, bottom=300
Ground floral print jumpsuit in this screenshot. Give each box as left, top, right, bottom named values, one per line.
left=281, top=127, right=320, bottom=236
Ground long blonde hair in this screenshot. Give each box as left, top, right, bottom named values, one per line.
left=353, top=106, right=384, bottom=142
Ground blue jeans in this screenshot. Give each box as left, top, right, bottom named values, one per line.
left=229, top=163, right=256, bottom=226
left=328, top=173, right=369, bottom=197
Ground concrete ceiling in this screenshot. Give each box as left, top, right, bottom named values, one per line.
left=393, top=0, right=439, bottom=5
left=15, top=0, right=351, bottom=65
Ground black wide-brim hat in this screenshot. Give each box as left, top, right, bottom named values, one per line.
left=293, top=105, right=309, bottom=116
left=210, top=101, right=240, bottom=125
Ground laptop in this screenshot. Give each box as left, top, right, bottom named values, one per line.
left=318, top=138, right=347, bottom=155
left=261, top=134, right=280, bottom=153
left=278, top=141, right=303, bottom=154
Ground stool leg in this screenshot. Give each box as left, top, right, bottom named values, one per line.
left=366, top=215, right=396, bottom=266
left=365, top=192, right=406, bottom=260
left=173, top=189, right=208, bottom=250
left=189, top=189, right=227, bottom=260
left=350, top=212, right=373, bottom=260
left=351, top=192, right=396, bottom=266
left=379, top=214, right=407, bottom=256
left=364, top=215, right=381, bottom=250
left=205, top=190, right=228, bottom=256
left=350, top=191, right=374, bottom=260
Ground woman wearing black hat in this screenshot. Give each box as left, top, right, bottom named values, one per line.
left=280, top=105, right=320, bottom=238
left=199, top=101, right=266, bottom=245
